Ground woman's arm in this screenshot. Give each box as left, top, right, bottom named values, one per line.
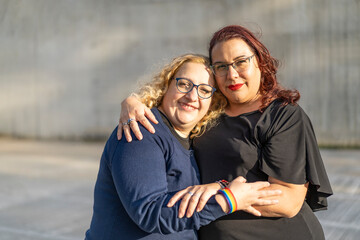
left=256, top=104, right=314, bottom=218
left=110, top=129, right=224, bottom=234
left=118, top=95, right=158, bottom=141
left=251, top=176, right=308, bottom=218
left=168, top=176, right=282, bottom=218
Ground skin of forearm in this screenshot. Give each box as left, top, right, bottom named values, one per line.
left=252, top=183, right=307, bottom=218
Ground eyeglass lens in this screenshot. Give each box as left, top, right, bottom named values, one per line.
left=212, top=55, right=253, bottom=76
left=176, top=78, right=214, bottom=99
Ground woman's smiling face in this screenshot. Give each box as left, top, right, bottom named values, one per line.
left=159, top=62, right=214, bottom=136
left=211, top=38, right=262, bottom=108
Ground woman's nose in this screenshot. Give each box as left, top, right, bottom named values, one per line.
left=185, top=87, right=198, bottom=101
left=227, top=64, right=239, bottom=79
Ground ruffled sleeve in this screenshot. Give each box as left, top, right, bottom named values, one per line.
left=256, top=101, right=333, bottom=211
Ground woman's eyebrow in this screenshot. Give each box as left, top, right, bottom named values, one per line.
left=213, top=55, right=248, bottom=64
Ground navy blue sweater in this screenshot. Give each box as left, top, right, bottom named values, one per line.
left=85, top=108, right=225, bottom=240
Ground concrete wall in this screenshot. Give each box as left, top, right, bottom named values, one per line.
left=0, top=0, right=359, bottom=146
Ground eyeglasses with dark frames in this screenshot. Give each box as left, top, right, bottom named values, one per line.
left=175, top=78, right=216, bottom=99
left=210, top=55, right=255, bottom=77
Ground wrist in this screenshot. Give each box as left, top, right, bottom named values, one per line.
left=123, top=93, right=139, bottom=105
left=215, top=179, right=229, bottom=189
left=215, top=194, right=229, bottom=213
left=217, top=188, right=237, bottom=214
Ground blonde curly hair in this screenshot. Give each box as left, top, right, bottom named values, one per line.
left=136, top=53, right=227, bottom=138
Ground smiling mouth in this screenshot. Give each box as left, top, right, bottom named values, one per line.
left=228, top=84, right=244, bottom=91
left=179, top=102, right=197, bottom=111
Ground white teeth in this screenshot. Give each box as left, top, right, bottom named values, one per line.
left=180, top=103, right=196, bottom=110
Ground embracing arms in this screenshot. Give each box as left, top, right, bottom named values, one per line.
left=116, top=95, right=309, bottom=218
left=251, top=177, right=308, bottom=218
left=109, top=130, right=280, bottom=234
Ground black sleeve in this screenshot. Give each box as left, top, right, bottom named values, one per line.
left=257, top=103, right=333, bottom=211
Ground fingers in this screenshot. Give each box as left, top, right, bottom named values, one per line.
left=119, top=120, right=145, bottom=142
left=249, top=181, right=271, bottom=190
left=178, top=190, right=196, bottom=218
left=123, top=125, right=133, bottom=142
left=257, top=189, right=282, bottom=198
left=167, top=189, right=189, bottom=207
left=168, top=183, right=220, bottom=218
left=117, top=124, right=123, bottom=140
left=129, top=120, right=143, bottom=141
left=186, top=190, right=216, bottom=218
left=118, top=115, right=134, bottom=140
left=183, top=190, right=216, bottom=218
left=144, top=107, right=159, bottom=125
left=117, top=109, right=157, bottom=141
left=233, top=176, right=247, bottom=183
left=183, top=193, right=201, bottom=218
left=244, top=206, right=262, bottom=217
left=254, top=198, right=279, bottom=206
left=138, top=116, right=155, bottom=134
left=195, top=191, right=213, bottom=213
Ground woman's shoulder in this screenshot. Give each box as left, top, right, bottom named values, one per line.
left=265, top=99, right=302, bottom=116
left=261, top=99, right=311, bottom=125
left=145, top=108, right=187, bottom=150
left=256, top=100, right=308, bottom=140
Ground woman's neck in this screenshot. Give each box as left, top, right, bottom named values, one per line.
left=173, top=128, right=190, bottom=138
left=157, top=107, right=191, bottom=137
left=225, top=98, right=262, bottom=116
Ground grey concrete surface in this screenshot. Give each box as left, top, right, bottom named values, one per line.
left=0, top=138, right=102, bottom=240
left=0, top=137, right=359, bottom=240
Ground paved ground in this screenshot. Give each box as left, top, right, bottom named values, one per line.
left=0, top=137, right=359, bottom=240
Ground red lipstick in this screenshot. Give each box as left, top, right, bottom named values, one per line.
left=228, top=84, right=244, bottom=91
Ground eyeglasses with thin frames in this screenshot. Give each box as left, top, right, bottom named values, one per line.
left=210, top=55, right=255, bottom=77
left=175, top=78, right=216, bottom=99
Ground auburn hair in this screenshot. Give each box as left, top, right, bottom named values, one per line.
left=209, top=25, right=300, bottom=110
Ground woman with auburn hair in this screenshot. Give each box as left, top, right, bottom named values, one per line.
left=85, top=53, right=281, bottom=240
left=117, top=25, right=333, bottom=239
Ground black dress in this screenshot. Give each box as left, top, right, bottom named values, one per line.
left=193, top=99, right=333, bottom=240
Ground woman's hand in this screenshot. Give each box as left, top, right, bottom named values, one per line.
left=250, top=176, right=309, bottom=218
left=117, top=95, right=158, bottom=142
left=224, top=177, right=282, bottom=216
left=167, top=183, right=222, bottom=218
left=167, top=176, right=282, bottom=218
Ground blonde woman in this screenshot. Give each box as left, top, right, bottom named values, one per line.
left=85, top=54, right=281, bottom=240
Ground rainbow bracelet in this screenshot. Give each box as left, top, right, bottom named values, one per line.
left=218, top=187, right=237, bottom=214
